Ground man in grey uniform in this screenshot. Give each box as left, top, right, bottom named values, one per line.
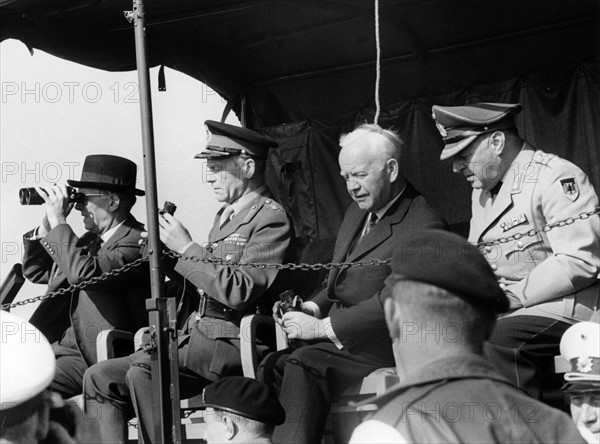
left=83, top=121, right=292, bottom=443
left=432, top=102, right=600, bottom=399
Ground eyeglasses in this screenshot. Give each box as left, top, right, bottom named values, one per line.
left=74, top=193, right=105, bottom=204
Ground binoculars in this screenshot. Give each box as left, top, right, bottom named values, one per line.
left=19, top=186, right=85, bottom=206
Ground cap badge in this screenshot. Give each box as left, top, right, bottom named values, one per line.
left=576, top=356, right=593, bottom=373
left=435, top=122, right=447, bottom=138
left=560, top=178, right=579, bottom=202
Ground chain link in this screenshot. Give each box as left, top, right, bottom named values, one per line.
left=4, top=208, right=597, bottom=310
left=0, top=256, right=149, bottom=310
left=476, top=207, right=599, bottom=248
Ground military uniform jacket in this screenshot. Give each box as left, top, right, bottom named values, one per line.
left=23, top=215, right=150, bottom=366
left=311, top=183, right=447, bottom=364
left=470, top=144, right=600, bottom=321
left=360, top=354, right=585, bottom=444
left=173, top=190, right=291, bottom=377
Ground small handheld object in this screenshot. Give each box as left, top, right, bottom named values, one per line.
left=277, top=290, right=302, bottom=318
left=19, top=186, right=84, bottom=206
left=159, top=200, right=177, bottom=216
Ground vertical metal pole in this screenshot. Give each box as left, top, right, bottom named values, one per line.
left=131, top=1, right=181, bottom=442
left=240, top=93, right=247, bottom=127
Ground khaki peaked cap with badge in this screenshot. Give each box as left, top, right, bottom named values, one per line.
left=432, top=102, right=522, bottom=160
left=195, top=120, right=278, bottom=159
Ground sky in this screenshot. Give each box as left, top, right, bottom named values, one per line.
left=0, top=38, right=240, bottom=320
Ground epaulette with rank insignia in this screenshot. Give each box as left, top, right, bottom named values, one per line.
left=532, top=151, right=557, bottom=167
left=264, top=198, right=285, bottom=212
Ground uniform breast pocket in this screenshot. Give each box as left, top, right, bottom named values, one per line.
left=503, top=233, right=549, bottom=277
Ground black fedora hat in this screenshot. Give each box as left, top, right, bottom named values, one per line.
left=68, top=155, right=145, bottom=196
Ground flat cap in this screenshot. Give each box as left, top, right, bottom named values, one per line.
left=1, top=310, right=55, bottom=415
left=195, top=121, right=277, bottom=160
left=560, top=321, right=600, bottom=392
left=202, top=376, right=285, bottom=425
left=432, top=103, right=522, bottom=160
left=390, top=229, right=509, bottom=313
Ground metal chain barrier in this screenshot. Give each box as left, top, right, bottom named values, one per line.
left=3, top=207, right=598, bottom=310
left=476, top=207, right=600, bottom=248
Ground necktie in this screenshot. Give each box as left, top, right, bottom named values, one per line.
left=89, top=236, right=104, bottom=256
left=348, top=213, right=377, bottom=255
left=220, top=205, right=235, bottom=228
left=364, top=213, right=378, bottom=236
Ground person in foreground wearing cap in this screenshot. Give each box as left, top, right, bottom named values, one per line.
left=349, top=230, right=586, bottom=444
left=201, top=376, right=284, bottom=444
left=0, top=310, right=100, bottom=443
left=83, top=121, right=292, bottom=443
left=560, top=321, right=600, bottom=443
left=21, top=155, right=149, bottom=400
left=257, top=123, right=447, bottom=444
left=432, top=103, right=600, bottom=399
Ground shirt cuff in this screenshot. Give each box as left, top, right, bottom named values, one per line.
left=303, top=301, right=322, bottom=318
left=178, top=241, right=195, bottom=255
left=28, top=225, right=47, bottom=241
left=323, top=317, right=344, bottom=350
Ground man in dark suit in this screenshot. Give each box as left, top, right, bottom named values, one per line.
left=22, top=154, right=149, bottom=399
left=83, top=122, right=292, bottom=443
left=257, top=123, right=447, bottom=444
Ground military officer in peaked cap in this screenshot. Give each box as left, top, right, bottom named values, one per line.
left=432, top=102, right=600, bottom=399
left=201, top=376, right=284, bottom=443
left=349, top=230, right=586, bottom=444
left=560, top=322, right=600, bottom=443
left=83, top=121, right=293, bottom=443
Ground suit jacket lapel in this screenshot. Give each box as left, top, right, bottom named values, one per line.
left=347, top=183, right=416, bottom=261
left=469, top=148, right=535, bottom=241
left=102, top=215, right=138, bottom=251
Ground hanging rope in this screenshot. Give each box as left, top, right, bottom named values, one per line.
left=373, top=0, right=381, bottom=125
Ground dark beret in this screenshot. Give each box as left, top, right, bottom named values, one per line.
left=195, top=120, right=278, bottom=160
left=431, top=102, right=522, bottom=160
left=390, top=229, right=509, bottom=313
left=202, top=376, right=285, bottom=425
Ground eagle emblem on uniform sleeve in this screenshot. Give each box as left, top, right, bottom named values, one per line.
left=560, top=178, right=579, bottom=202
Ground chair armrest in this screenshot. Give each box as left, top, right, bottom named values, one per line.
left=240, top=314, right=288, bottom=378
left=96, top=329, right=134, bottom=362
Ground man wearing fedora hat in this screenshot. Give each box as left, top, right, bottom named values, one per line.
left=21, top=154, right=150, bottom=399
left=432, top=103, right=600, bottom=399
left=83, top=122, right=292, bottom=443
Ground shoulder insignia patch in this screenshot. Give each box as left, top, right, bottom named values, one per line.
left=560, top=178, right=579, bottom=202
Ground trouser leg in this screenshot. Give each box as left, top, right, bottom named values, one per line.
left=126, top=346, right=209, bottom=444
left=259, top=343, right=382, bottom=444
left=50, top=334, right=89, bottom=399
left=83, top=355, right=135, bottom=444
left=486, top=315, right=570, bottom=399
